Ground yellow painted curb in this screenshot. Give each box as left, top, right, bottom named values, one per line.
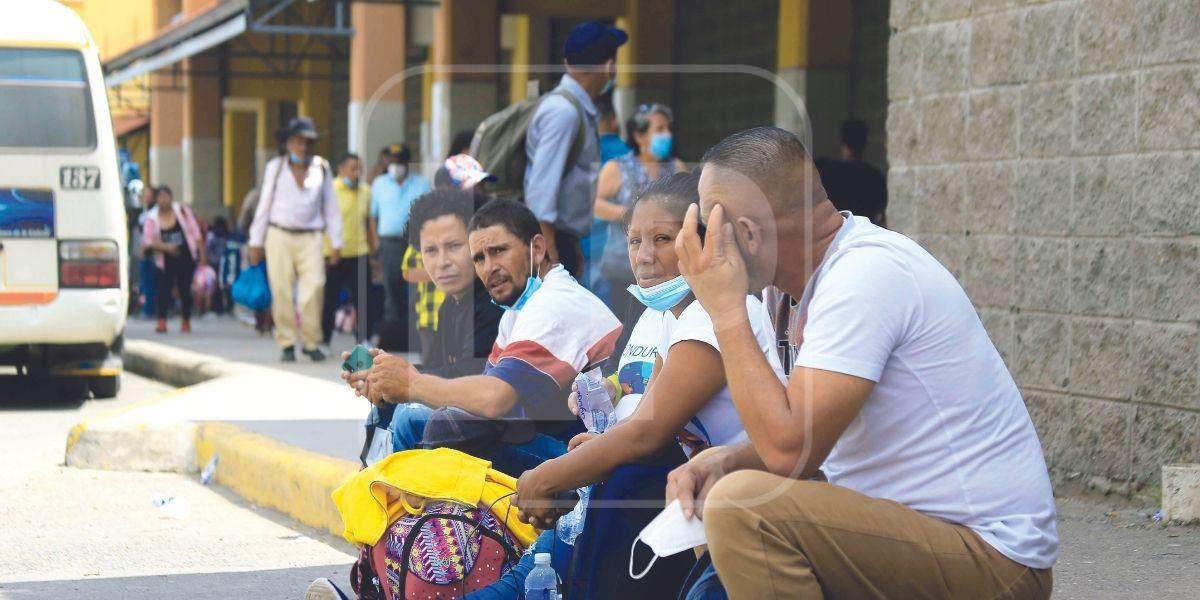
left=64, top=386, right=192, bottom=457
left=196, top=422, right=359, bottom=537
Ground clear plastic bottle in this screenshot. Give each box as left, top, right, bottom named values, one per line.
left=524, top=552, right=558, bottom=600
left=554, top=486, right=590, bottom=545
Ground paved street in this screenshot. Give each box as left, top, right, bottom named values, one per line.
left=0, top=372, right=355, bottom=599
left=2, top=319, right=1199, bottom=599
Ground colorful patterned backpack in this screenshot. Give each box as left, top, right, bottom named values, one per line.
left=351, top=500, right=522, bottom=600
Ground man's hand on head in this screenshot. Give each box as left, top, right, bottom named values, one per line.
left=675, top=204, right=751, bottom=329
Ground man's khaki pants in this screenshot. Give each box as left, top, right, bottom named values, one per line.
left=264, top=227, right=325, bottom=350
left=703, top=470, right=1052, bottom=599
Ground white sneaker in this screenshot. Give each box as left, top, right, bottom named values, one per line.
left=304, top=577, right=349, bottom=600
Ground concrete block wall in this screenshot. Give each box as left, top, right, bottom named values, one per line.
left=886, top=0, right=1200, bottom=489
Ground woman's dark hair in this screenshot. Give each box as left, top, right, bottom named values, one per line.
left=447, top=130, right=474, bottom=158
left=468, top=198, right=541, bottom=245
left=407, top=188, right=492, bottom=243
left=155, top=185, right=173, bottom=202
left=625, top=103, right=673, bottom=155
left=621, top=171, right=703, bottom=238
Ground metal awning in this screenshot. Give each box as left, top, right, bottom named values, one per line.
left=104, top=0, right=250, bottom=87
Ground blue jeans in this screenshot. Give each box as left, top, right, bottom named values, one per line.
left=564, top=458, right=694, bottom=600
left=462, top=529, right=574, bottom=600
left=139, top=256, right=157, bottom=316
left=376, top=403, right=568, bottom=476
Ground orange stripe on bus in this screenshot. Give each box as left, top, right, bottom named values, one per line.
left=0, top=291, right=58, bottom=305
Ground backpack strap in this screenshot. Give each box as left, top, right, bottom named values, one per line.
left=552, top=89, right=591, bottom=178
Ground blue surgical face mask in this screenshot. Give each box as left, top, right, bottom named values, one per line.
left=288, top=152, right=310, bottom=166
left=492, top=241, right=543, bottom=312
left=342, top=176, right=357, bottom=189
left=649, top=132, right=673, bottom=160
left=627, top=275, right=690, bottom=312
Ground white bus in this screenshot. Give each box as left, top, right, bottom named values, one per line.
left=0, top=0, right=127, bottom=398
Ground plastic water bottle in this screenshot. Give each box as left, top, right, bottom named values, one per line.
left=524, top=552, right=558, bottom=600
left=555, top=486, right=590, bottom=545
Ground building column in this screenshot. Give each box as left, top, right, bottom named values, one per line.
left=430, top=0, right=499, bottom=168
left=775, top=0, right=852, bottom=157
left=149, top=70, right=184, bottom=197
left=182, top=52, right=222, bottom=219
left=616, top=0, right=674, bottom=125
left=775, top=0, right=812, bottom=144
left=349, top=2, right=406, bottom=167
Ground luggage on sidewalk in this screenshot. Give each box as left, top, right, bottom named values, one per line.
left=470, top=89, right=587, bottom=203
left=351, top=499, right=521, bottom=600
left=334, top=449, right=540, bottom=600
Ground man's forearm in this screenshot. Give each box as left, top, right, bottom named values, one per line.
left=711, top=314, right=799, bottom=470
left=409, top=373, right=516, bottom=419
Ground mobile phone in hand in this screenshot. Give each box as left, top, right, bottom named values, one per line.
left=342, top=344, right=373, bottom=373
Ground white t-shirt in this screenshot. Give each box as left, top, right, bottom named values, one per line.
left=661, top=295, right=786, bottom=458
left=765, top=212, right=1058, bottom=569
left=611, top=308, right=664, bottom=423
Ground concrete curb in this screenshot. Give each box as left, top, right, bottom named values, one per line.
left=65, top=339, right=358, bottom=538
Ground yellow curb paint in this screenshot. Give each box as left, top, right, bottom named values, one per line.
left=195, top=422, right=358, bottom=537
left=64, top=386, right=190, bottom=455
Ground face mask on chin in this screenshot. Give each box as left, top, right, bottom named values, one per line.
left=627, top=274, right=689, bottom=312
left=288, top=152, right=310, bottom=166
left=491, top=240, right=543, bottom=312
left=341, top=176, right=357, bottom=189
left=388, top=163, right=408, bottom=181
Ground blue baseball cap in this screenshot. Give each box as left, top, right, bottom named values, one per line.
left=564, top=21, right=628, bottom=66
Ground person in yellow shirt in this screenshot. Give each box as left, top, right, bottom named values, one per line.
left=322, top=153, right=372, bottom=347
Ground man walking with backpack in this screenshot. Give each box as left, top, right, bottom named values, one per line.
left=523, top=21, right=627, bottom=278
left=248, top=116, right=343, bottom=362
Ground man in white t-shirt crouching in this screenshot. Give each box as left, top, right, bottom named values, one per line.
left=666, top=126, right=1057, bottom=599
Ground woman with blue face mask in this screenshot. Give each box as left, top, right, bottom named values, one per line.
left=593, top=104, right=688, bottom=332
left=507, top=171, right=787, bottom=598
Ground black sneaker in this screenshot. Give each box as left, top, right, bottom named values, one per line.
left=281, top=346, right=296, bottom=362
left=303, top=347, right=327, bottom=362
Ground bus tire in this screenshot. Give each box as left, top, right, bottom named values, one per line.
left=90, top=375, right=120, bottom=399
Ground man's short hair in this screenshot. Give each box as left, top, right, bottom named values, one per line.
left=338, top=152, right=360, bottom=166
left=841, top=118, right=869, bottom=157
left=408, top=189, right=491, bottom=243
left=468, top=198, right=542, bottom=245
left=701, top=126, right=823, bottom=212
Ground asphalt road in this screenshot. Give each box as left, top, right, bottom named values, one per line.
left=0, top=368, right=1197, bottom=598
left=0, top=371, right=355, bottom=600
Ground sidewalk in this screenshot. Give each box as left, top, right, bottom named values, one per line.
left=72, top=315, right=1200, bottom=598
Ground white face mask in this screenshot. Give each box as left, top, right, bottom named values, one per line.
left=388, top=163, right=408, bottom=180
left=629, top=499, right=709, bottom=579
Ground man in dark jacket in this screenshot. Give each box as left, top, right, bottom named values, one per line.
left=349, top=189, right=503, bottom=465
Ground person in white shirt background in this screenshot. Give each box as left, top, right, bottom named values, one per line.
left=666, top=126, right=1057, bottom=599
left=248, top=116, right=343, bottom=363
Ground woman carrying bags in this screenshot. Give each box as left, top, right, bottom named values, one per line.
left=141, top=185, right=205, bottom=333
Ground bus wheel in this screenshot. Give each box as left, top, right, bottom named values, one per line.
left=89, top=375, right=121, bottom=399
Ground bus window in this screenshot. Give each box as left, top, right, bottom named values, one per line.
left=0, top=48, right=96, bottom=150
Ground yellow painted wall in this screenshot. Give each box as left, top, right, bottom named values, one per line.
left=62, top=0, right=156, bottom=122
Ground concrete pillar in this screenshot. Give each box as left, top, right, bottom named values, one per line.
left=774, top=0, right=812, bottom=145
left=430, top=0, right=499, bottom=168
left=182, top=52, right=223, bottom=219
left=349, top=1, right=406, bottom=167
left=148, top=0, right=183, bottom=194
left=616, top=0, right=675, bottom=122
left=1163, top=464, right=1200, bottom=524
left=150, top=70, right=184, bottom=196
left=775, top=0, right=852, bottom=157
